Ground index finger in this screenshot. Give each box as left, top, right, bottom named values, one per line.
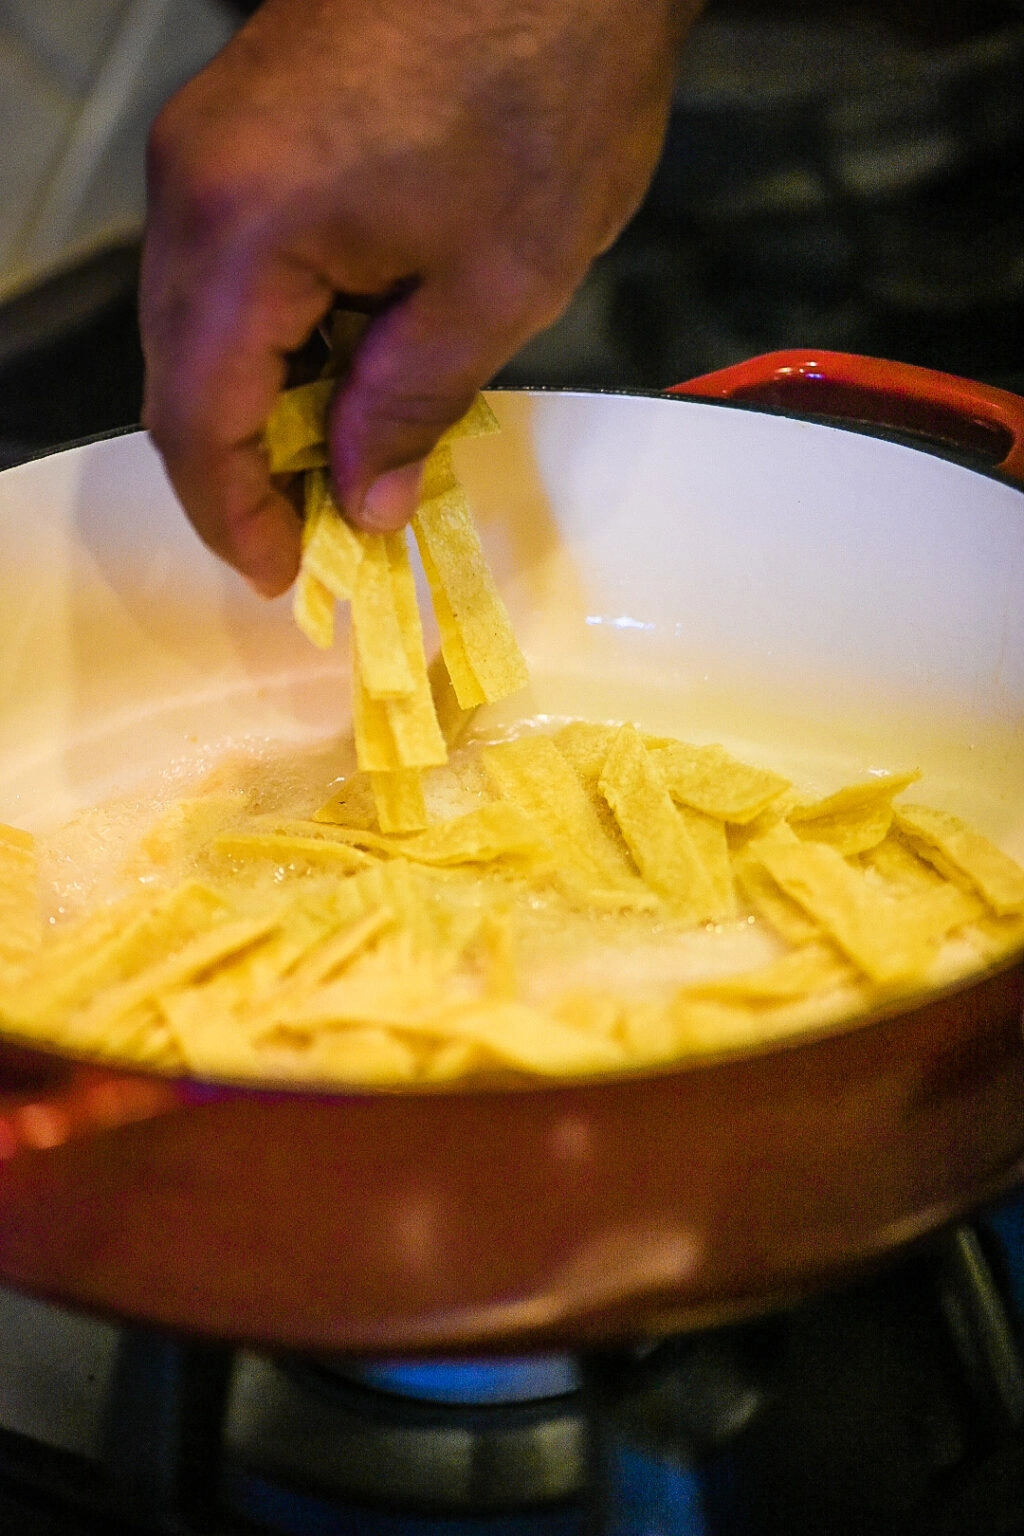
left=139, top=223, right=333, bottom=597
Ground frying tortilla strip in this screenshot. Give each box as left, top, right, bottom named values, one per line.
left=264, top=379, right=332, bottom=473
left=301, top=469, right=364, bottom=601
left=292, top=567, right=335, bottom=650
left=732, top=851, right=822, bottom=945
left=413, top=444, right=528, bottom=706
left=681, top=941, right=855, bottom=1003
left=554, top=721, right=619, bottom=790
left=376, top=531, right=448, bottom=769
left=749, top=832, right=980, bottom=984
left=788, top=771, right=921, bottom=857
left=860, top=831, right=946, bottom=895
left=439, top=393, right=501, bottom=444
left=370, top=770, right=428, bottom=834
left=351, top=533, right=415, bottom=699
left=894, top=804, right=1024, bottom=915
left=677, top=803, right=736, bottom=920
left=0, top=823, right=40, bottom=965
left=314, top=773, right=379, bottom=831
left=4, top=882, right=231, bottom=1027
left=253, top=804, right=547, bottom=867
left=68, top=914, right=279, bottom=1047
left=651, top=741, right=791, bottom=824
left=212, top=831, right=374, bottom=872
left=483, top=734, right=643, bottom=901
left=599, top=725, right=721, bottom=921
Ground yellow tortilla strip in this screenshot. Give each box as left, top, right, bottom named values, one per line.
left=439, top=394, right=501, bottom=444
left=370, top=770, right=428, bottom=834
left=314, top=773, right=379, bottom=831
left=0, top=823, right=40, bottom=965
left=651, top=741, right=791, bottom=824
left=483, top=734, right=641, bottom=898
left=733, top=849, right=822, bottom=945
left=599, top=725, right=721, bottom=921
left=212, top=831, right=374, bottom=872
left=351, top=533, right=415, bottom=699
left=4, top=882, right=231, bottom=1027
left=261, top=805, right=546, bottom=867
left=860, top=831, right=946, bottom=895
left=352, top=648, right=400, bottom=771
left=264, top=379, right=332, bottom=473
left=789, top=770, right=921, bottom=822
left=749, top=833, right=976, bottom=985
left=677, top=803, right=736, bottom=920
left=377, top=531, right=448, bottom=768
left=554, top=721, right=619, bottom=790
left=418, top=535, right=486, bottom=707
left=301, top=469, right=364, bottom=601
left=894, top=804, right=1024, bottom=916
left=682, top=941, right=855, bottom=1003
left=292, top=567, right=335, bottom=650
left=413, top=444, right=527, bottom=705
left=788, top=771, right=921, bottom=857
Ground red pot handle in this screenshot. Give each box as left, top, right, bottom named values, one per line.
left=667, top=350, right=1024, bottom=488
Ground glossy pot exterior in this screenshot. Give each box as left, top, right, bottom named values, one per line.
left=0, top=356, right=1022, bottom=1353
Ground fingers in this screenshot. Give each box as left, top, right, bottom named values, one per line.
left=329, top=270, right=560, bottom=532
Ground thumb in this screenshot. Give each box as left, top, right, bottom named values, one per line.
left=326, top=280, right=521, bottom=532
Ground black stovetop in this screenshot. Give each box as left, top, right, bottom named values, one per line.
left=0, top=1189, right=1021, bottom=1535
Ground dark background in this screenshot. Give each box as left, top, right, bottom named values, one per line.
left=0, top=0, right=1022, bottom=465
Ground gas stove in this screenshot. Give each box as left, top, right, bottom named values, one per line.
left=0, top=1190, right=1021, bottom=1535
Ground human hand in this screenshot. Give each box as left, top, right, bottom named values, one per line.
left=140, top=0, right=701, bottom=595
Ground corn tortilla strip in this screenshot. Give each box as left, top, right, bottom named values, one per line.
left=301, top=469, right=364, bottom=601
left=554, top=721, right=619, bottom=790
left=792, top=799, right=897, bottom=858
left=733, top=853, right=822, bottom=945
left=70, top=915, right=279, bottom=1044
left=138, top=794, right=250, bottom=864
left=428, top=649, right=479, bottom=747
left=651, top=742, right=791, bottom=824
left=788, top=770, right=922, bottom=823
left=599, top=725, right=721, bottom=921
left=377, top=531, right=448, bottom=768
left=682, top=941, right=855, bottom=1003
left=264, top=379, right=332, bottom=473
left=0, top=824, right=40, bottom=963
left=894, top=804, right=1024, bottom=915
left=787, top=771, right=921, bottom=857
left=677, top=803, right=736, bottom=919
left=749, top=834, right=966, bottom=984
left=413, top=444, right=527, bottom=705
left=259, top=804, right=547, bottom=868
left=860, top=832, right=946, bottom=895
left=5, top=881, right=230, bottom=1026
left=212, top=831, right=374, bottom=871
left=415, top=530, right=487, bottom=708
left=483, top=735, right=640, bottom=896
left=371, top=770, right=428, bottom=833
left=303, top=1027, right=421, bottom=1084
left=314, top=773, right=379, bottom=831
left=292, top=567, right=334, bottom=650
left=352, top=651, right=400, bottom=771
left=350, top=533, right=415, bottom=698
left=439, top=394, right=500, bottom=444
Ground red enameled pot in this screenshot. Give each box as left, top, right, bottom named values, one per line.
left=0, top=350, right=1022, bottom=1354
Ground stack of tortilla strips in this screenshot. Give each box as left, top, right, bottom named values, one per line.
left=265, top=385, right=527, bottom=833
left=2, top=715, right=1024, bottom=1086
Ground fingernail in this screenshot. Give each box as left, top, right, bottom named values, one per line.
left=356, top=461, right=424, bottom=531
